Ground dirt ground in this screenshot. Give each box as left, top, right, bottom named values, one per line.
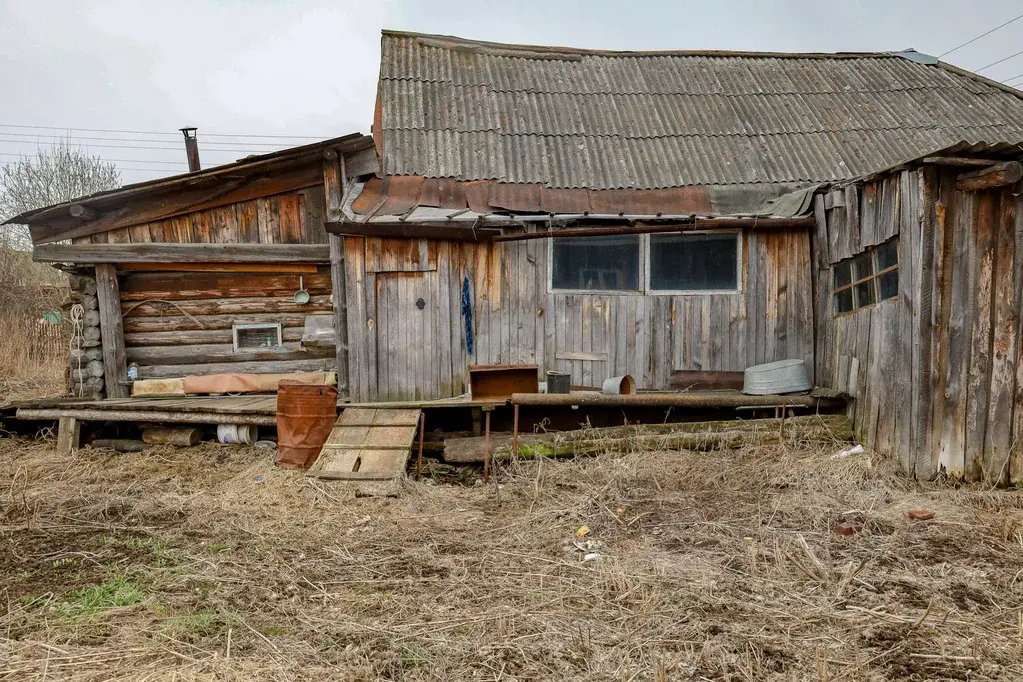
left=2, top=431, right=1023, bottom=681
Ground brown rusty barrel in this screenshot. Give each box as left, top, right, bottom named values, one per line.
left=275, top=381, right=338, bottom=469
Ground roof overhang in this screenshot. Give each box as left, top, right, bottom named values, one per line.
left=9, top=133, right=377, bottom=245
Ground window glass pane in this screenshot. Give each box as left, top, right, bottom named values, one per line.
left=834, top=261, right=852, bottom=288
left=552, top=234, right=640, bottom=291
left=834, top=289, right=854, bottom=314
left=853, top=251, right=874, bottom=281
left=878, top=269, right=899, bottom=300
left=649, top=232, right=739, bottom=291
left=854, top=280, right=876, bottom=308
left=875, top=238, right=899, bottom=271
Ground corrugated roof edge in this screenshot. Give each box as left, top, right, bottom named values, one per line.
left=831, top=139, right=1023, bottom=186
left=4, top=132, right=374, bottom=225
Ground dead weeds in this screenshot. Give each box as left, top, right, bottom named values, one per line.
left=1, top=434, right=1022, bottom=680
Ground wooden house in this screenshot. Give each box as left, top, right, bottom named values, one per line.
left=813, top=142, right=1023, bottom=484
left=328, top=32, right=1023, bottom=405
left=8, top=32, right=1023, bottom=481
left=10, top=134, right=377, bottom=399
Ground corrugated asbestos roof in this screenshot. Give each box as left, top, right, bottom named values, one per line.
left=377, top=31, right=1023, bottom=189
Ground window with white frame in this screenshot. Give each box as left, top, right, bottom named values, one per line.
left=832, top=237, right=899, bottom=316
left=232, top=322, right=283, bottom=352
left=550, top=231, right=740, bottom=294
left=551, top=234, right=641, bottom=292
left=649, top=232, right=740, bottom=292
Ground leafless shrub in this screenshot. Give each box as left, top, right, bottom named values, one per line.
left=0, top=141, right=118, bottom=399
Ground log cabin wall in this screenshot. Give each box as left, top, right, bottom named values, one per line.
left=71, top=184, right=335, bottom=382
left=814, top=167, right=1023, bottom=484
left=119, top=267, right=335, bottom=380
left=343, top=227, right=814, bottom=402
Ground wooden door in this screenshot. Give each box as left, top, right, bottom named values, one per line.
left=374, top=271, right=434, bottom=401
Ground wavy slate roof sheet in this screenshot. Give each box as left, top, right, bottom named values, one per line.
left=377, top=31, right=1023, bottom=189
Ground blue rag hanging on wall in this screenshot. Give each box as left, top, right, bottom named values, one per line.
left=461, top=276, right=474, bottom=356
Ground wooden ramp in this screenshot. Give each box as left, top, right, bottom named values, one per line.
left=307, top=408, right=421, bottom=482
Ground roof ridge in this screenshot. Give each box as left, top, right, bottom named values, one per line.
left=381, top=29, right=913, bottom=60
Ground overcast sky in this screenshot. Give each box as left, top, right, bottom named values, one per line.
left=2, top=0, right=1023, bottom=184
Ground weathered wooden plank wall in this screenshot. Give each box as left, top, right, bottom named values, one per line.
left=815, top=168, right=1023, bottom=484
left=344, top=227, right=814, bottom=402
left=119, top=267, right=336, bottom=380
left=72, top=186, right=328, bottom=246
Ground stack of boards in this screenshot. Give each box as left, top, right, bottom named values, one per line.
left=307, top=407, right=421, bottom=495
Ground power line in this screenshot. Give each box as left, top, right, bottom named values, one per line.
left=1003, top=72, right=1023, bottom=83
left=0, top=151, right=185, bottom=166
left=0, top=138, right=278, bottom=154
left=977, top=48, right=1023, bottom=72
left=938, top=11, right=1023, bottom=58
left=0, top=122, right=332, bottom=140
left=0, top=130, right=290, bottom=148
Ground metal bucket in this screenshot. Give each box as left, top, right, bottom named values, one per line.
left=217, top=424, right=257, bottom=445
left=546, top=371, right=571, bottom=394
left=275, top=381, right=338, bottom=469
left=601, top=375, right=636, bottom=395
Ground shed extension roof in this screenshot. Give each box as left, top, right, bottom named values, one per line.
left=377, top=31, right=1023, bottom=190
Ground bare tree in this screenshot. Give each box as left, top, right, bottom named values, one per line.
left=0, top=140, right=121, bottom=249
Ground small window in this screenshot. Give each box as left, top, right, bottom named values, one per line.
left=832, top=237, right=899, bottom=316
left=650, top=232, right=739, bottom=291
left=552, top=234, right=640, bottom=291
left=233, top=323, right=283, bottom=352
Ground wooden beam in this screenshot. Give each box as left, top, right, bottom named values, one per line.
left=325, top=221, right=502, bottom=241
left=136, top=357, right=334, bottom=379
left=18, top=408, right=276, bottom=426
left=326, top=151, right=350, bottom=400
left=921, top=156, right=1003, bottom=167
left=34, top=243, right=331, bottom=264
left=323, top=149, right=343, bottom=223
left=955, top=161, right=1023, bottom=191
left=492, top=216, right=816, bottom=242
left=125, top=343, right=333, bottom=365
left=56, top=416, right=80, bottom=455
left=117, top=262, right=319, bottom=273
left=95, top=264, right=129, bottom=399
left=69, top=204, right=96, bottom=220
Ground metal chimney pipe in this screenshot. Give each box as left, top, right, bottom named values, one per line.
left=180, top=127, right=200, bottom=172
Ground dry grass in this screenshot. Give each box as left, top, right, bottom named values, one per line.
left=0, top=247, right=69, bottom=401
left=2, top=435, right=1023, bottom=680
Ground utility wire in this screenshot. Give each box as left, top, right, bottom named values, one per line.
left=0, top=151, right=186, bottom=166
left=0, top=131, right=289, bottom=148
left=977, top=48, right=1023, bottom=73
left=0, top=139, right=280, bottom=154
left=938, top=12, right=1023, bottom=58
left=0, top=122, right=331, bottom=140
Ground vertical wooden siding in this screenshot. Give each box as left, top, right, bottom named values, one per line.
left=815, top=169, right=1023, bottom=484
left=814, top=174, right=919, bottom=473
left=72, top=186, right=328, bottom=245
left=344, top=227, right=814, bottom=402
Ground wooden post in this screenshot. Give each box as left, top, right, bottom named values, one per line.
left=324, top=149, right=350, bottom=401
left=482, top=410, right=492, bottom=483
left=955, top=161, right=1023, bottom=191
left=512, top=404, right=520, bottom=462
left=471, top=407, right=482, bottom=437
left=94, top=264, right=129, bottom=398
left=56, top=416, right=80, bottom=455
left=416, top=412, right=425, bottom=481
